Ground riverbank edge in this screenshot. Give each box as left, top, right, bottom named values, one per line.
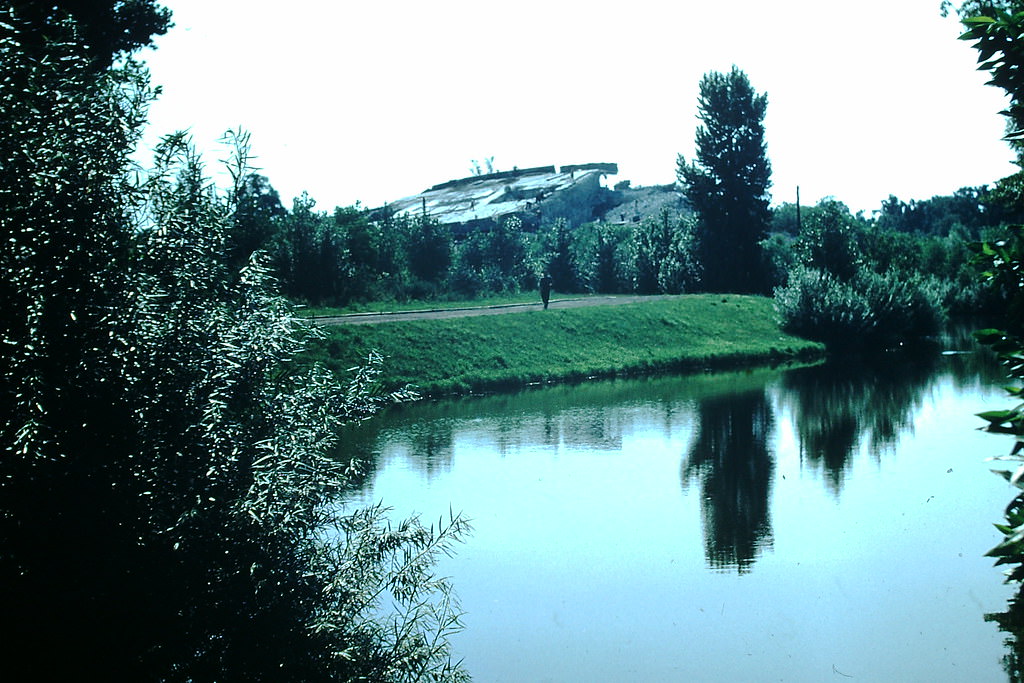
left=306, top=294, right=827, bottom=398
left=429, top=348, right=826, bottom=399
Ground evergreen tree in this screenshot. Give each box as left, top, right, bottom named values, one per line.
left=677, top=66, right=772, bottom=293
left=592, top=223, right=626, bottom=293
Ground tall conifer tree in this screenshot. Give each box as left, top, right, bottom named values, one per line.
left=678, top=66, right=772, bottom=293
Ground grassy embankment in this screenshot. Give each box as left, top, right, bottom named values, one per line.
left=301, top=292, right=549, bottom=317
left=306, top=294, right=824, bottom=396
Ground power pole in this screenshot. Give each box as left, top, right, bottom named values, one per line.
left=796, top=186, right=801, bottom=233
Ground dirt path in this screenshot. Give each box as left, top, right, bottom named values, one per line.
left=313, top=294, right=680, bottom=325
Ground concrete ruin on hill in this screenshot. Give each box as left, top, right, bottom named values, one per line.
left=376, top=163, right=689, bottom=236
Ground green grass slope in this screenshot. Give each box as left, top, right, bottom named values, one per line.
left=308, top=294, right=824, bottom=396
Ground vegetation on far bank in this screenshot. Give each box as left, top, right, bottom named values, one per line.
left=242, top=70, right=1009, bottom=353
left=308, top=295, right=824, bottom=396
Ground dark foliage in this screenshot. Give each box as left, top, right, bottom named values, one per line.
left=678, top=66, right=772, bottom=294
left=875, top=188, right=993, bottom=235
left=793, top=199, right=863, bottom=282
left=541, top=218, right=576, bottom=292
left=229, top=167, right=287, bottom=271
left=406, top=214, right=453, bottom=284
left=8, top=0, right=172, bottom=67
left=0, top=14, right=467, bottom=682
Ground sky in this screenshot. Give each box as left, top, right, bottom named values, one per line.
left=138, top=0, right=1019, bottom=215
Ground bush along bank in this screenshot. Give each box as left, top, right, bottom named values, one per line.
left=305, top=295, right=825, bottom=397
left=774, top=266, right=947, bottom=351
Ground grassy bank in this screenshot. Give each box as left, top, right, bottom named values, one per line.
left=301, top=292, right=555, bottom=317
left=307, top=294, right=824, bottom=396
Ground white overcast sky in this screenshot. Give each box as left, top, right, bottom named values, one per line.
left=138, top=0, right=1018, bottom=215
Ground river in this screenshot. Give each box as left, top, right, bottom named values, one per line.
left=341, top=336, right=1022, bottom=681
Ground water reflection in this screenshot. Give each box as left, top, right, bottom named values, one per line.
left=988, top=586, right=1024, bottom=682
left=338, top=327, right=1016, bottom=680
left=681, top=389, right=775, bottom=573
left=343, top=351, right=963, bottom=571
left=779, top=353, right=936, bottom=495
left=338, top=379, right=694, bottom=481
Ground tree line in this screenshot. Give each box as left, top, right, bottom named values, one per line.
left=229, top=180, right=698, bottom=305
left=238, top=178, right=1008, bottom=317
left=241, top=170, right=1007, bottom=327
left=236, top=62, right=1017, bottom=350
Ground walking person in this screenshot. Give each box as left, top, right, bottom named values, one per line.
left=540, top=273, right=552, bottom=310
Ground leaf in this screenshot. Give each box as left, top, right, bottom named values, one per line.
left=994, top=469, right=1015, bottom=483
left=987, top=525, right=1024, bottom=556
left=975, top=328, right=1006, bottom=344
left=978, top=409, right=1018, bottom=424
left=1011, top=464, right=1024, bottom=487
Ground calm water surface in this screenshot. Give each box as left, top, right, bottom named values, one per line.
left=342, top=343, right=1021, bottom=681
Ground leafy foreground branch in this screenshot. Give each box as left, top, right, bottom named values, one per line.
left=0, top=14, right=468, bottom=682
left=952, top=4, right=1024, bottom=677
left=970, top=229, right=1024, bottom=580
left=958, top=3, right=1024, bottom=579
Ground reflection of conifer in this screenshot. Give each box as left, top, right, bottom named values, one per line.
left=682, top=390, right=775, bottom=573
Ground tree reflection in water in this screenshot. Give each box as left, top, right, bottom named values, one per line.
left=987, top=587, right=1024, bottom=683
left=681, top=389, right=775, bottom=573
left=779, top=352, right=936, bottom=496
left=679, top=351, right=943, bottom=572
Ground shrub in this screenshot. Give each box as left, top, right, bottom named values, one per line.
left=855, top=269, right=946, bottom=342
left=774, top=267, right=874, bottom=347
left=775, top=266, right=945, bottom=349
left=631, top=211, right=700, bottom=294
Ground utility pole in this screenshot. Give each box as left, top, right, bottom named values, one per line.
left=796, top=186, right=801, bottom=233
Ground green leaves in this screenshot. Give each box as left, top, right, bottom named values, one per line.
left=977, top=408, right=1024, bottom=431
left=959, top=9, right=1024, bottom=148
left=979, top=409, right=1020, bottom=422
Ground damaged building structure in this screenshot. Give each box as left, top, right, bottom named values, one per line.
left=376, top=163, right=689, bottom=236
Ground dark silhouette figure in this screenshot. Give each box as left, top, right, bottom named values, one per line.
left=540, top=274, right=552, bottom=309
